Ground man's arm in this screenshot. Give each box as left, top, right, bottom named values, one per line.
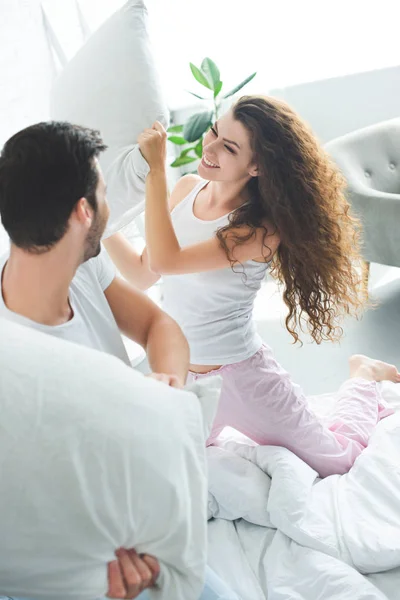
left=104, top=276, right=189, bottom=386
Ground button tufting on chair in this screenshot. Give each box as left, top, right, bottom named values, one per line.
left=326, top=118, right=400, bottom=268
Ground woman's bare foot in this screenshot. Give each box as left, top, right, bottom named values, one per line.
left=349, top=354, right=400, bottom=383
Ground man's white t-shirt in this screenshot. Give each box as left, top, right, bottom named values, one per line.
left=0, top=247, right=130, bottom=366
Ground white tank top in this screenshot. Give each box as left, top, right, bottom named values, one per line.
left=162, top=180, right=267, bottom=365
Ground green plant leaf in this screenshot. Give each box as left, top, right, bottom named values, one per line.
left=222, top=72, right=257, bottom=99
left=201, top=57, right=221, bottom=91
left=167, top=135, right=187, bottom=145
left=190, top=63, right=212, bottom=90
left=183, top=110, right=213, bottom=143
left=167, top=124, right=184, bottom=133
left=187, top=90, right=207, bottom=100
left=194, top=139, right=203, bottom=158
left=180, top=147, right=197, bottom=157
left=171, top=155, right=198, bottom=168
left=214, top=80, right=223, bottom=98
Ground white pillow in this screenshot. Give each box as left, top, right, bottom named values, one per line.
left=0, top=318, right=215, bottom=600
left=50, top=0, right=169, bottom=235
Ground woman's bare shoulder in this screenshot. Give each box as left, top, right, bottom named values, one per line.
left=169, top=174, right=203, bottom=211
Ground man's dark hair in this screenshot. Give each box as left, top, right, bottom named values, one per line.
left=0, top=121, right=107, bottom=251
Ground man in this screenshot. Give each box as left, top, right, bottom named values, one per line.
left=0, top=121, right=189, bottom=598
left=0, top=120, right=188, bottom=389
left=0, top=121, right=238, bottom=600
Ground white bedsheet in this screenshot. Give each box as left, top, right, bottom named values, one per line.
left=207, top=382, right=400, bottom=599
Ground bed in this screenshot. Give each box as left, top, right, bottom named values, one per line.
left=206, top=383, right=400, bottom=599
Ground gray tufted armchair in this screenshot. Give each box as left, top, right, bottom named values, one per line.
left=325, top=118, right=400, bottom=272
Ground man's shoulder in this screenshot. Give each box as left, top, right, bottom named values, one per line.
left=73, top=247, right=116, bottom=294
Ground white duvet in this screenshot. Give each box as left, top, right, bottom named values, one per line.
left=207, top=384, right=400, bottom=599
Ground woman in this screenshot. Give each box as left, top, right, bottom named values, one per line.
left=105, top=95, right=398, bottom=479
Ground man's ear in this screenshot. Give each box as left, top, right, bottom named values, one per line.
left=73, top=197, right=94, bottom=227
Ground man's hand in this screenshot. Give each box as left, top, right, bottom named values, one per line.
left=138, top=121, right=167, bottom=172
left=148, top=372, right=183, bottom=388
left=107, top=549, right=160, bottom=599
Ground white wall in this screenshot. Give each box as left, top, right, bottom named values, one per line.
left=0, top=0, right=53, bottom=146
left=145, top=0, right=400, bottom=111
left=269, top=65, right=400, bottom=144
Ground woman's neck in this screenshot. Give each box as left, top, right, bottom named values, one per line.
left=206, top=178, right=251, bottom=212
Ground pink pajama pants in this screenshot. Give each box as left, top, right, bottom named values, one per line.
left=188, top=344, right=393, bottom=478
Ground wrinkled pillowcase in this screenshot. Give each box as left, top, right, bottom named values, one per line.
left=0, top=318, right=220, bottom=600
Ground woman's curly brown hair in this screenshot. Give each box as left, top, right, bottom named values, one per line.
left=216, top=95, right=367, bottom=344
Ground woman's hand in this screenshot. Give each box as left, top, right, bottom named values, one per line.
left=107, top=549, right=160, bottom=599
left=138, top=121, right=167, bottom=172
